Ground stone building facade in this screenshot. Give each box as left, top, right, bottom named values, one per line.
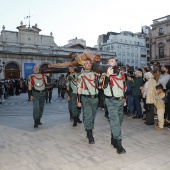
left=98, top=31, right=147, bottom=68
left=0, top=23, right=115, bottom=79
left=151, top=15, right=170, bottom=64
left=141, top=26, right=152, bottom=65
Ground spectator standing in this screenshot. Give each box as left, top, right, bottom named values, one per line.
left=141, top=72, right=157, bottom=125
left=154, top=84, right=165, bottom=130
left=128, top=71, right=143, bottom=119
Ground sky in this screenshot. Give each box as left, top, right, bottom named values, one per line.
left=0, top=0, right=170, bottom=47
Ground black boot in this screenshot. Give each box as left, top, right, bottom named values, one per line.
left=87, top=129, right=95, bottom=144
left=115, top=139, right=126, bottom=154
left=37, top=119, right=42, bottom=125
left=49, top=99, right=51, bottom=103
left=34, top=120, right=38, bottom=128
left=111, top=134, right=117, bottom=148
left=73, top=118, right=77, bottom=127
left=76, top=116, right=82, bottom=123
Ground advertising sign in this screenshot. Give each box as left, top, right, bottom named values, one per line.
left=24, top=63, right=36, bottom=78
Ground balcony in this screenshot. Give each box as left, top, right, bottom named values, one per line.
left=158, top=32, right=164, bottom=36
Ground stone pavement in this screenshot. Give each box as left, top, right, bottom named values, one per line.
left=0, top=89, right=170, bottom=170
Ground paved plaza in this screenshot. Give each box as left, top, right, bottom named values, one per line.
left=0, top=89, right=170, bottom=170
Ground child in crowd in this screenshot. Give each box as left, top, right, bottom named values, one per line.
left=154, top=84, right=165, bottom=130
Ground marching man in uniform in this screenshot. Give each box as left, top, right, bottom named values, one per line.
left=66, top=66, right=82, bottom=126
left=45, top=73, right=53, bottom=103
left=77, top=59, right=99, bottom=144
left=28, top=66, right=47, bottom=128
left=103, top=57, right=126, bottom=154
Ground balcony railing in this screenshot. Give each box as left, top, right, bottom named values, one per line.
left=158, top=32, right=164, bottom=36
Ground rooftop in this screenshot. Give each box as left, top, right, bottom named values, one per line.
left=152, top=15, right=170, bottom=25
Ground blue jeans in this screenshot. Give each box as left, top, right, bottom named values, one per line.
left=127, top=95, right=134, bottom=114
left=134, top=96, right=142, bottom=117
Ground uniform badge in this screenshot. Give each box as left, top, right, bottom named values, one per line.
left=77, top=78, right=81, bottom=83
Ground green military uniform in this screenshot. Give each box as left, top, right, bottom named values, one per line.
left=45, top=76, right=53, bottom=103
left=58, top=77, right=66, bottom=99
left=77, top=71, right=99, bottom=144
left=30, top=73, right=47, bottom=128
left=103, top=72, right=126, bottom=154
left=66, top=72, right=81, bottom=126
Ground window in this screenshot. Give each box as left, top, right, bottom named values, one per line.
left=135, top=60, right=138, bottom=63
left=127, top=59, right=130, bottom=62
left=122, top=59, right=125, bottom=62
left=127, top=46, right=130, bottom=50
left=117, top=45, right=121, bottom=49
left=122, top=52, right=125, bottom=57
left=135, top=53, right=138, bottom=58
left=131, top=59, right=134, bottom=63
left=131, top=53, right=134, bottom=57
left=141, top=54, right=146, bottom=58
left=111, top=45, right=114, bottom=50
left=122, top=45, right=125, bottom=50
left=131, top=46, right=134, bottom=51
left=140, top=48, right=146, bottom=52
left=159, top=28, right=164, bottom=35
left=135, top=47, right=138, bottom=51
left=127, top=52, right=130, bottom=56
left=117, top=52, right=121, bottom=56
left=159, top=47, right=164, bottom=58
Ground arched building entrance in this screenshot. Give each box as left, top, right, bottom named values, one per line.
left=5, top=62, right=20, bottom=79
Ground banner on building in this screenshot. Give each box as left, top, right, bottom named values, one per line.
left=24, top=63, right=36, bottom=78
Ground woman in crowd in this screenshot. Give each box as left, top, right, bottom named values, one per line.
left=141, top=72, right=157, bottom=125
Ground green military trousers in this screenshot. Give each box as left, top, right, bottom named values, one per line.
left=71, top=93, right=81, bottom=118
left=81, top=96, right=98, bottom=130
left=33, top=91, right=46, bottom=120
left=68, top=92, right=73, bottom=119
left=105, top=98, right=124, bottom=140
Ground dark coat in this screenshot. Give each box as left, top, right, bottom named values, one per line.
left=128, top=77, right=143, bottom=96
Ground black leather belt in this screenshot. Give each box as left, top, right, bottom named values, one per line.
left=105, top=95, right=123, bottom=100
left=82, top=94, right=98, bottom=99
left=33, top=89, right=46, bottom=93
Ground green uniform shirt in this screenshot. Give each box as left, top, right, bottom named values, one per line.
left=77, top=71, right=98, bottom=95
left=66, top=73, right=78, bottom=94
left=103, top=73, right=125, bottom=97
left=30, top=74, right=47, bottom=91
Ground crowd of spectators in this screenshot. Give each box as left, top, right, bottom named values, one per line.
left=0, top=78, right=28, bottom=104
left=98, top=62, right=170, bottom=131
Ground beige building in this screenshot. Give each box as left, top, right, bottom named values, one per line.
left=0, top=22, right=116, bottom=79
left=151, top=15, right=170, bottom=64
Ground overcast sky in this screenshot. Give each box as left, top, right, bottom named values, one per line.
left=0, top=0, right=170, bottom=47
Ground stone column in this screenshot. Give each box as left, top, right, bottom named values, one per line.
left=151, top=39, right=156, bottom=60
